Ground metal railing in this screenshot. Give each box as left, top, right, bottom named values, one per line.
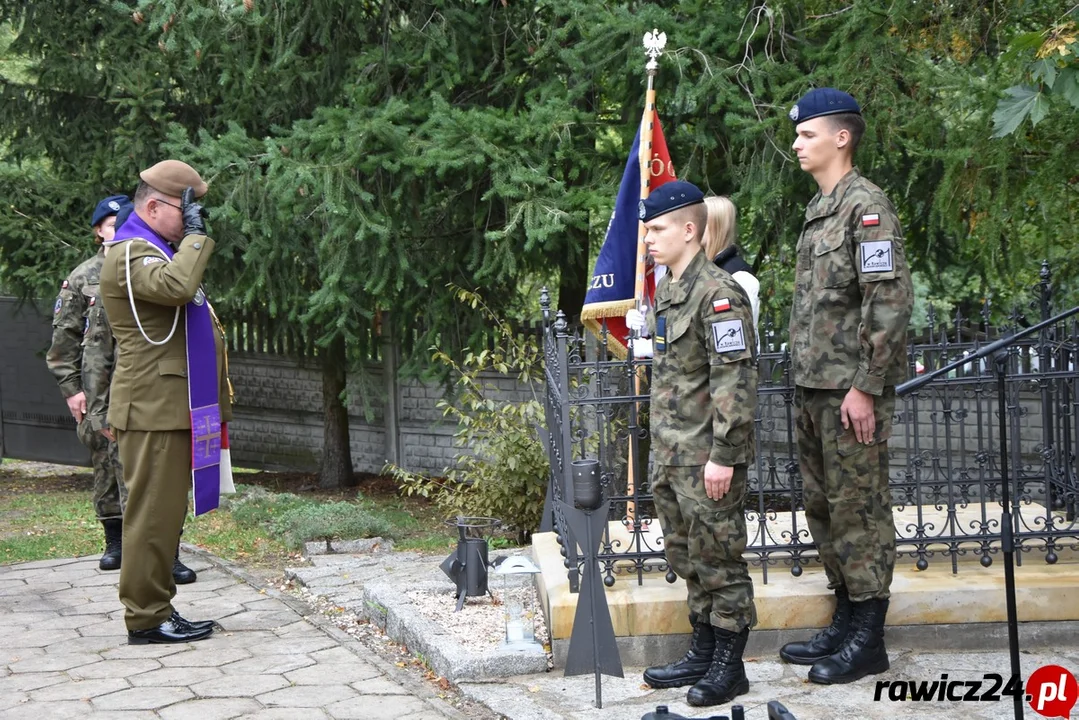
left=541, top=262, right=1079, bottom=590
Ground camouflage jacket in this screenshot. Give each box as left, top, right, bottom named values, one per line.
left=788, top=169, right=914, bottom=395
left=647, top=250, right=758, bottom=467
left=45, top=248, right=105, bottom=398
left=83, top=285, right=116, bottom=433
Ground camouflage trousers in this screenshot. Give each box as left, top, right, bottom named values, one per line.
left=795, top=386, right=897, bottom=602
left=77, top=420, right=126, bottom=521
left=651, top=464, right=756, bottom=632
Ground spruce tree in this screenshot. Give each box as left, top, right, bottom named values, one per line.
left=1, top=1, right=1075, bottom=484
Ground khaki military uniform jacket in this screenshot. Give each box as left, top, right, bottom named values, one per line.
left=46, top=249, right=105, bottom=398
left=100, top=229, right=232, bottom=431
left=789, top=169, right=914, bottom=396
left=648, top=251, right=758, bottom=467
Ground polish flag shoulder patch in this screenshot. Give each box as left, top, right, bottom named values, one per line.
left=712, top=298, right=731, bottom=313
left=861, top=213, right=881, bottom=227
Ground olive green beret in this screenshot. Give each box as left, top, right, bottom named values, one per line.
left=139, top=160, right=208, bottom=198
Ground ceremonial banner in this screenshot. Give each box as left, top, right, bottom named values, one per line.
left=581, top=114, right=676, bottom=357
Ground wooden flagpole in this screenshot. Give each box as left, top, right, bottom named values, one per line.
left=627, top=29, right=666, bottom=521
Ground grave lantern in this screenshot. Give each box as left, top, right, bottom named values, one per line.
left=493, top=555, right=543, bottom=649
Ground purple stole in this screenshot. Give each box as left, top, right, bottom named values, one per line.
left=111, top=213, right=222, bottom=516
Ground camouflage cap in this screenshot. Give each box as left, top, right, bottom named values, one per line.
left=139, top=160, right=208, bottom=198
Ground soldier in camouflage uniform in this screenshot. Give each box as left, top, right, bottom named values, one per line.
left=779, top=89, right=914, bottom=685
left=47, top=196, right=131, bottom=571
left=626, top=180, right=759, bottom=708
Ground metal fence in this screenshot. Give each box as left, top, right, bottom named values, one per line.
left=541, top=262, right=1079, bottom=590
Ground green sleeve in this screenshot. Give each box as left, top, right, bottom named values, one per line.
left=119, top=234, right=215, bottom=306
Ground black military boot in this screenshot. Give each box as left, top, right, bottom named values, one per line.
left=99, top=519, right=123, bottom=571
left=643, top=614, right=716, bottom=688
left=686, top=627, right=750, bottom=707
left=173, top=545, right=197, bottom=585
left=779, top=586, right=851, bottom=665
left=808, top=598, right=890, bottom=684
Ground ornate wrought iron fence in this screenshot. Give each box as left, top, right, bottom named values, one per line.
left=541, top=262, right=1079, bottom=590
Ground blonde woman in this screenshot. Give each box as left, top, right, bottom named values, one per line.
left=702, top=196, right=759, bottom=335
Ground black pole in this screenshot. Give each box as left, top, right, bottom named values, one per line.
left=895, top=305, right=1079, bottom=719
left=587, top=510, right=603, bottom=709
left=994, top=353, right=1024, bottom=720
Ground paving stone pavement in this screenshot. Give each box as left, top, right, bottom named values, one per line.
left=460, top=644, right=1079, bottom=720
left=287, top=550, right=1079, bottom=720
left=9, top=549, right=1077, bottom=720
left=0, top=552, right=476, bottom=719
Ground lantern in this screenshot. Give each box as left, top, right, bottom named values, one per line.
left=493, top=555, right=543, bottom=649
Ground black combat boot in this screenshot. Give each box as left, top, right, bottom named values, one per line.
left=808, top=598, right=889, bottom=684
left=686, top=626, right=750, bottom=707
left=99, top=519, right=123, bottom=571
left=173, top=545, right=197, bottom=585
left=779, top=586, right=851, bottom=665
left=643, top=614, right=716, bottom=689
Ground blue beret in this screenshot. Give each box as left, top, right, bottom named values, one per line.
left=788, top=88, right=861, bottom=124
left=638, top=180, right=705, bottom=222
left=91, top=194, right=132, bottom=228
left=114, top=202, right=135, bottom=231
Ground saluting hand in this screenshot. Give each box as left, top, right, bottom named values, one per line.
left=841, top=386, right=876, bottom=444
left=181, top=186, right=209, bottom=237
left=704, top=461, right=734, bottom=501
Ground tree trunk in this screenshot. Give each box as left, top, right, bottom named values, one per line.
left=319, top=334, right=354, bottom=489
left=557, top=224, right=589, bottom=321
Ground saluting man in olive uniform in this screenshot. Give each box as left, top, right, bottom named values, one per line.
left=779, top=88, right=914, bottom=684
left=83, top=214, right=200, bottom=586
left=100, top=160, right=232, bottom=644
left=626, top=180, right=759, bottom=707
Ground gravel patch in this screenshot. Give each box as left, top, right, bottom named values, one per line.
left=403, top=584, right=552, bottom=656
left=285, top=550, right=554, bottom=682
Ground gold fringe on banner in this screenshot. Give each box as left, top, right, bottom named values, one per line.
left=581, top=298, right=636, bottom=361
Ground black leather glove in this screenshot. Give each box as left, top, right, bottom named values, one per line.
left=181, top=186, right=210, bottom=237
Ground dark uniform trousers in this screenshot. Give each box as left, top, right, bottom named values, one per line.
left=795, top=387, right=897, bottom=602
left=652, top=464, right=756, bottom=632
left=116, top=428, right=191, bottom=630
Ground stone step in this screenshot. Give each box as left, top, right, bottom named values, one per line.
left=533, top=502, right=1079, bottom=666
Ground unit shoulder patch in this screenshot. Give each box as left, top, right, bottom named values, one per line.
left=143, top=256, right=166, bottom=266
left=711, top=319, right=746, bottom=353
left=860, top=240, right=894, bottom=273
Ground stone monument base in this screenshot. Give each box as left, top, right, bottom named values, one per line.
left=533, top=501, right=1079, bottom=667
